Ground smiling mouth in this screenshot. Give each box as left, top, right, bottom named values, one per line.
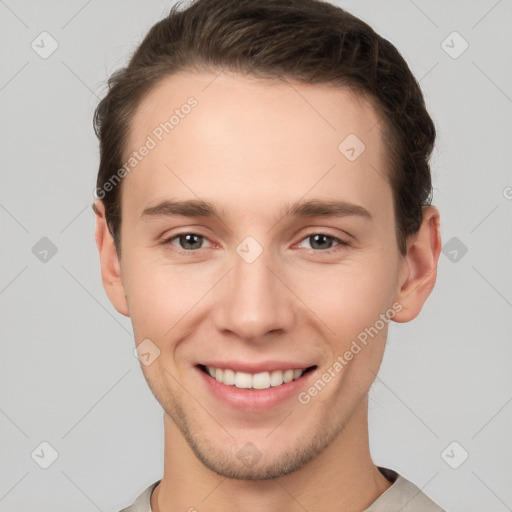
left=198, top=364, right=317, bottom=390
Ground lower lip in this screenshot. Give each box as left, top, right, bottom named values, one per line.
left=196, top=366, right=316, bottom=411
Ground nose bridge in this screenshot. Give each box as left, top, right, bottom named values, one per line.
left=213, top=240, right=295, bottom=340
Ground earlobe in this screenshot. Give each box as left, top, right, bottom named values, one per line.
left=93, top=200, right=130, bottom=317
left=392, top=206, right=442, bottom=323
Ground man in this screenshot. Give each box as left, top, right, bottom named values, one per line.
left=93, top=0, right=443, bottom=510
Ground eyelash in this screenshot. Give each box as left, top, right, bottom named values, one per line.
left=160, top=232, right=349, bottom=256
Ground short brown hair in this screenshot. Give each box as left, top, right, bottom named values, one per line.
left=93, top=0, right=436, bottom=257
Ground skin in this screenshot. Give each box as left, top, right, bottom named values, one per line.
left=94, top=70, right=441, bottom=511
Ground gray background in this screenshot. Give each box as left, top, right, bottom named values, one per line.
left=1, top=0, right=511, bottom=511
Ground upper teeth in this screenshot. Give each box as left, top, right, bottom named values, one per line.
left=206, top=366, right=305, bottom=389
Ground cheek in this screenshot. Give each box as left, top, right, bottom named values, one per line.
left=123, top=241, right=399, bottom=350
left=123, top=256, right=214, bottom=342
left=290, top=256, right=397, bottom=343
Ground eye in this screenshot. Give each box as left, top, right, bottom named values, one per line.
left=160, top=232, right=348, bottom=255
left=162, top=233, right=213, bottom=253
left=296, top=233, right=348, bottom=252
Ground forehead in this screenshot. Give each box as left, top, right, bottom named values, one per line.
left=122, top=70, right=391, bottom=223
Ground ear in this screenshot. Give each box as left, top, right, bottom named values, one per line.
left=392, top=206, right=441, bottom=323
left=93, top=200, right=130, bottom=317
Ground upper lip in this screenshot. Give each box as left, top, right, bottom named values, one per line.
left=198, top=361, right=316, bottom=373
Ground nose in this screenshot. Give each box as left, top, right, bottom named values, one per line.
left=212, top=245, right=296, bottom=342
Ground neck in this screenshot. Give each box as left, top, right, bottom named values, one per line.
left=152, top=397, right=391, bottom=512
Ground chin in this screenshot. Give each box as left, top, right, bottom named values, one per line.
left=176, top=411, right=339, bottom=481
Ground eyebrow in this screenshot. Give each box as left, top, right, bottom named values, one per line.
left=141, top=198, right=372, bottom=221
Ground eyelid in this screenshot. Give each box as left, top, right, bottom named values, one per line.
left=160, top=231, right=214, bottom=253
left=160, top=229, right=349, bottom=256
left=294, top=231, right=349, bottom=251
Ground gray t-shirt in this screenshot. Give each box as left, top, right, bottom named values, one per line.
left=119, top=467, right=445, bottom=512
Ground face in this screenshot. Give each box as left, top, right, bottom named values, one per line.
left=106, top=70, right=411, bottom=479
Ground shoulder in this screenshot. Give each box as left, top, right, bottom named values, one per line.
left=365, top=468, right=446, bottom=512
left=118, top=480, right=160, bottom=512
left=118, top=470, right=446, bottom=512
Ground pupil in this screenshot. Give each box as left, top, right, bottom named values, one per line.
left=311, top=234, right=331, bottom=250
left=181, top=234, right=201, bottom=249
